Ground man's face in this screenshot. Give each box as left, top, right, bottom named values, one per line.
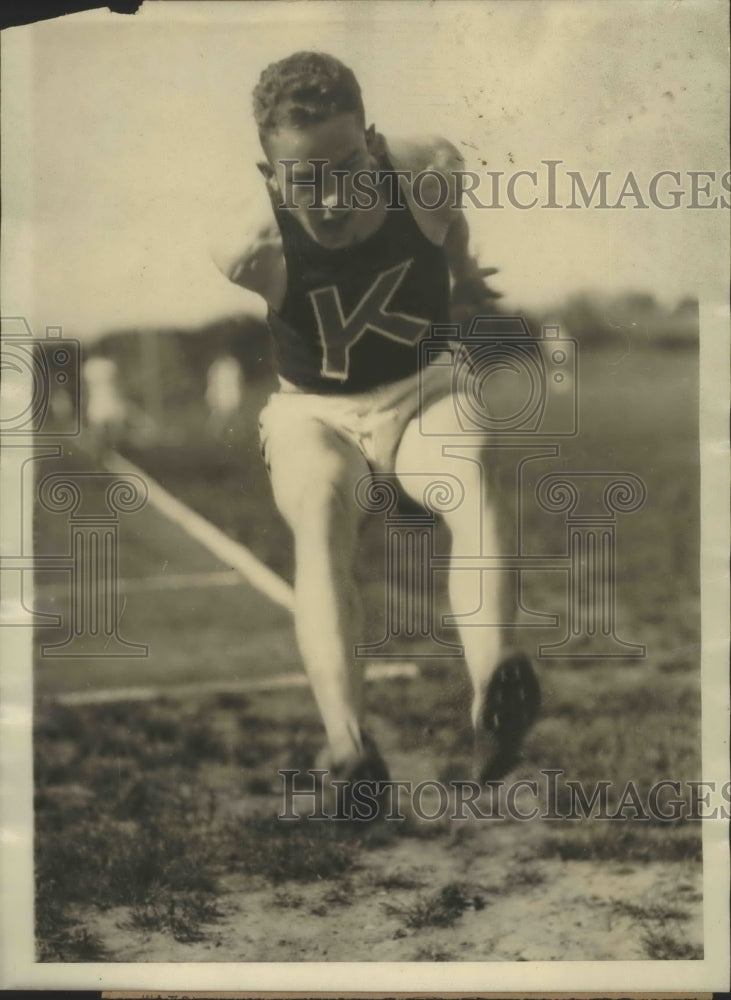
left=262, top=112, right=378, bottom=250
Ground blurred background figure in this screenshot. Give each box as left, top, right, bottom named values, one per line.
left=82, top=355, right=128, bottom=462
left=48, top=380, right=76, bottom=433
left=205, top=353, right=244, bottom=439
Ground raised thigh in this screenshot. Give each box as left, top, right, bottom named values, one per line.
left=260, top=397, right=370, bottom=535
left=394, top=390, right=474, bottom=481
left=394, top=392, right=490, bottom=534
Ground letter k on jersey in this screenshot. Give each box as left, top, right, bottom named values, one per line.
left=308, top=259, right=429, bottom=380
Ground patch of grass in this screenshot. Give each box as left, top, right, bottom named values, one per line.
left=37, top=700, right=235, bottom=774
left=322, top=881, right=355, bottom=906
left=245, top=775, right=274, bottom=795
left=366, top=672, right=472, bottom=758
left=675, top=882, right=702, bottom=902
left=35, top=783, right=226, bottom=958
left=137, top=707, right=184, bottom=743
left=33, top=743, right=79, bottom=787
left=227, top=816, right=361, bottom=883
left=35, top=703, right=86, bottom=742
left=236, top=713, right=317, bottom=769
left=507, top=864, right=546, bottom=888
left=35, top=887, right=107, bottom=962
left=657, top=650, right=699, bottom=674
left=112, top=775, right=180, bottom=821
left=641, top=928, right=702, bottom=961
left=34, top=692, right=371, bottom=957
left=273, top=889, right=304, bottom=909
left=608, top=895, right=702, bottom=960
left=384, top=882, right=484, bottom=929
left=537, top=824, right=702, bottom=863
left=375, top=872, right=425, bottom=891
left=179, top=723, right=231, bottom=768
left=36, top=813, right=221, bottom=912
left=127, top=889, right=225, bottom=943
left=238, top=713, right=272, bottom=732
left=85, top=760, right=136, bottom=795
left=235, top=741, right=278, bottom=767
left=37, top=922, right=108, bottom=963
left=413, top=945, right=456, bottom=961
left=611, top=899, right=691, bottom=923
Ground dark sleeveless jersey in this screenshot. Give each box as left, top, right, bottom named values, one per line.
left=266, top=164, right=451, bottom=394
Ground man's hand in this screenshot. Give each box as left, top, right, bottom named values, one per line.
left=450, top=266, right=503, bottom=324
left=442, top=205, right=502, bottom=324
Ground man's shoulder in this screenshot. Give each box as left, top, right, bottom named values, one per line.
left=208, top=185, right=284, bottom=300
left=384, top=134, right=466, bottom=178
left=208, top=192, right=280, bottom=278
left=383, top=135, right=465, bottom=243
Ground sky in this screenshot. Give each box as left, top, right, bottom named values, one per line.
left=1, top=0, right=729, bottom=339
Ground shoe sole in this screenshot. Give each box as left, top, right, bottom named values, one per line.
left=476, top=653, right=541, bottom=784
left=316, top=735, right=391, bottom=822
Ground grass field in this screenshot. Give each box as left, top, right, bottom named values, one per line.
left=33, top=342, right=704, bottom=962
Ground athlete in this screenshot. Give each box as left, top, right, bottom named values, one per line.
left=211, top=51, right=540, bottom=800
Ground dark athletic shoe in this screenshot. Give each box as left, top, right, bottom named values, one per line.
left=316, top=732, right=391, bottom=822
left=474, top=652, right=541, bottom=785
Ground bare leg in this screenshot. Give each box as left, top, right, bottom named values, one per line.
left=394, top=396, right=505, bottom=700
left=445, top=469, right=504, bottom=728
left=292, top=484, right=366, bottom=762
left=395, top=394, right=539, bottom=779
left=267, top=418, right=370, bottom=765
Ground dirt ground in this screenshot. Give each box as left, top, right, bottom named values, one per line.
left=85, top=820, right=703, bottom=965
left=37, top=671, right=704, bottom=964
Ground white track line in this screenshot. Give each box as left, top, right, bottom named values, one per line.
left=105, top=451, right=294, bottom=612
left=35, top=569, right=245, bottom=596
left=79, top=454, right=420, bottom=707
left=50, top=661, right=420, bottom=706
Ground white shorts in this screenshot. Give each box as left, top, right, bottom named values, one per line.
left=258, top=363, right=454, bottom=476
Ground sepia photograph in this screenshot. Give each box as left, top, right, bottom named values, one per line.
left=0, top=0, right=729, bottom=992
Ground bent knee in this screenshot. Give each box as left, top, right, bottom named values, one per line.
left=274, top=474, right=362, bottom=540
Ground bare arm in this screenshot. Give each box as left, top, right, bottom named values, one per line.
left=443, top=210, right=501, bottom=321
left=443, top=210, right=493, bottom=284
left=208, top=195, right=286, bottom=310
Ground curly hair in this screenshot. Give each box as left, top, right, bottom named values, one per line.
left=252, top=51, right=365, bottom=139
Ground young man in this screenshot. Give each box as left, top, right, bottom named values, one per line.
left=211, top=51, right=539, bottom=795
